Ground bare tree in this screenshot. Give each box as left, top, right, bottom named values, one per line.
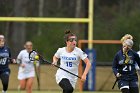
left=74, top=0, right=82, bottom=35
left=12, top=0, right=27, bottom=56
left=37, top=0, right=44, bottom=36
left=58, top=0, right=62, bottom=9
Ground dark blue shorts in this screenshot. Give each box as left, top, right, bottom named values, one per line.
left=118, top=79, right=138, bottom=90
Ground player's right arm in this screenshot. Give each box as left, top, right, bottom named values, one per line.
left=52, top=56, right=59, bottom=65
left=16, top=50, right=25, bottom=67
left=52, top=48, right=61, bottom=65
left=112, top=53, right=121, bottom=77
left=16, top=51, right=22, bottom=63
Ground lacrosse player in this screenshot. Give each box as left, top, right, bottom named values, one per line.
left=17, top=41, right=39, bottom=93
left=0, top=35, right=15, bottom=93
left=112, top=36, right=140, bottom=93
left=52, top=30, right=91, bottom=93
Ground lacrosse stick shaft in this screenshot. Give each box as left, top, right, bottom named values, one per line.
left=43, top=60, right=81, bottom=79
left=54, top=64, right=81, bottom=79
left=29, top=50, right=81, bottom=79
left=112, top=78, right=118, bottom=89
left=34, top=63, right=40, bottom=90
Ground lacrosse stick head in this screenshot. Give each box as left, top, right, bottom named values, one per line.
left=29, top=50, right=39, bottom=61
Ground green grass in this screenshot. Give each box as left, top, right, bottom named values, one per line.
left=7, top=90, right=120, bottom=93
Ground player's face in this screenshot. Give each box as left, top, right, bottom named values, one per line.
left=25, top=42, right=33, bottom=52
left=66, top=36, right=77, bottom=48
left=122, top=43, right=132, bottom=52
left=0, top=38, right=5, bottom=47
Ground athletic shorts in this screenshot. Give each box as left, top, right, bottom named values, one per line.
left=56, top=75, right=77, bottom=89
left=18, top=71, right=35, bottom=80
left=118, top=79, right=138, bottom=90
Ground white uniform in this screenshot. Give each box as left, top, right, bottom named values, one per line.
left=136, top=51, right=140, bottom=70
left=54, top=47, right=87, bottom=88
left=137, top=51, right=140, bottom=57
left=17, top=49, right=35, bottom=80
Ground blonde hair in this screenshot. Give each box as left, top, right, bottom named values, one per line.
left=121, top=34, right=133, bottom=44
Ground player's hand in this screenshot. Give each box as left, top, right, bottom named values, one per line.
left=116, top=73, right=121, bottom=78
left=52, top=62, right=57, bottom=66
left=20, top=64, right=25, bottom=68
left=81, top=74, right=86, bottom=82
left=12, top=59, right=16, bottom=63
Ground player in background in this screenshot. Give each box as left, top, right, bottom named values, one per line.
left=52, top=30, right=91, bottom=93
left=17, top=41, right=39, bottom=93
left=112, top=35, right=140, bottom=93
left=137, top=45, right=140, bottom=73
left=121, top=34, right=140, bottom=71
left=137, top=44, right=140, bottom=57
left=120, top=34, right=133, bottom=44
left=138, top=51, right=140, bottom=56
left=0, top=35, right=16, bottom=93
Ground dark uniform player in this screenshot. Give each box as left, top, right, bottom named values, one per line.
left=112, top=39, right=140, bottom=93
left=0, top=35, right=15, bottom=93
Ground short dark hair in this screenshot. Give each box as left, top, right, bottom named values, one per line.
left=64, top=30, right=76, bottom=41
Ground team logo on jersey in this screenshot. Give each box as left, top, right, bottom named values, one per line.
left=119, top=60, right=124, bottom=64
left=119, top=59, right=133, bottom=65
left=61, top=56, right=77, bottom=60
left=0, top=53, right=9, bottom=57
left=5, top=49, right=7, bottom=51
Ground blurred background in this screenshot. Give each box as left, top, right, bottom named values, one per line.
left=0, top=0, right=140, bottom=92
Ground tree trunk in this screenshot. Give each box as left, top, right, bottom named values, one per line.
left=37, top=0, right=44, bottom=36
left=12, top=0, right=27, bottom=57
left=58, top=0, right=62, bottom=9
left=74, top=0, right=82, bottom=35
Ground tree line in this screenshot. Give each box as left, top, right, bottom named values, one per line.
left=0, top=0, right=140, bottom=62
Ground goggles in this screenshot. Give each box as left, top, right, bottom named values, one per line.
left=67, top=38, right=77, bottom=42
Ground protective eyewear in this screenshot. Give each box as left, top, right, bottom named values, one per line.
left=67, top=38, right=77, bottom=42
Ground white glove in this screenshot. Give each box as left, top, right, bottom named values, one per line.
left=116, top=73, right=121, bottom=78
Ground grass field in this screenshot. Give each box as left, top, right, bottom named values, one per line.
left=7, top=90, right=120, bottom=93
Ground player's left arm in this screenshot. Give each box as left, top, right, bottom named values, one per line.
left=81, top=57, right=91, bottom=82
left=78, top=48, right=91, bottom=81
left=8, top=47, right=16, bottom=63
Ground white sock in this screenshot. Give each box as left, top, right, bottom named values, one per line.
left=2, top=90, right=6, bottom=93
left=18, top=85, right=20, bottom=91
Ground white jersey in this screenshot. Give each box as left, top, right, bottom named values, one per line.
left=137, top=51, right=140, bottom=57
left=17, top=49, right=35, bottom=79
left=135, top=51, right=140, bottom=70
left=54, top=47, right=87, bottom=88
